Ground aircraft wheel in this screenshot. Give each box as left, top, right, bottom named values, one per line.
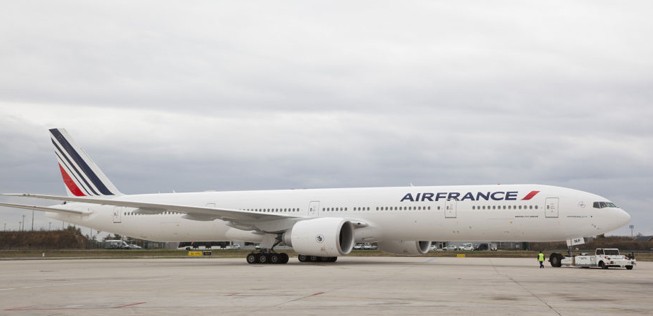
left=246, top=253, right=257, bottom=264
left=280, top=253, right=289, bottom=264
left=270, top=253, right=279, bottom=264
left=298, top=254, right=307, bottom=262
left=258, top=253, right=268, bottom=264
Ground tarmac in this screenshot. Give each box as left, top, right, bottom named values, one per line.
left=0, top=256, right=651, bottom=315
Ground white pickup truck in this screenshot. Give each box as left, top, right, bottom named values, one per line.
left=549, top=248, right=636, bottom=270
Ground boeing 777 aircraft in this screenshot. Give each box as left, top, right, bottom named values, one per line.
left=0, top=128, right=631, bottom=264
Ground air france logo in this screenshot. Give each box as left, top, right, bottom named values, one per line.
left=400, top=190, right=540, bottom=202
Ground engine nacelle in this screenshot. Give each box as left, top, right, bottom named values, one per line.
left=377, top=240, right=431, bottom=255
left=283, top=217, right=355, bottom=257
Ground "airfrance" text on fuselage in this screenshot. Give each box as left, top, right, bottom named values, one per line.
left=400, top=191, right=519, bottom=202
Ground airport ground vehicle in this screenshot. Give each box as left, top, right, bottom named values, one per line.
left=549, top=248, right=636, bottom=270
left=178, top=241, right=230, bottom=250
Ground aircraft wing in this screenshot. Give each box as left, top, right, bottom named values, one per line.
left=0, top=202, right=92, bottom=215
left=3, top=193, right=299, bottom=223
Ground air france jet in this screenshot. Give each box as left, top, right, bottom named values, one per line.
left=0, top=129, right=631, bottom=264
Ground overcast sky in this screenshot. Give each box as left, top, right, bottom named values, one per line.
left=1, top=1, right=651, bottom=236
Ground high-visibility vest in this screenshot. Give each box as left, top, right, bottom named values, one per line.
left=538, top=253, right=545, bottom=261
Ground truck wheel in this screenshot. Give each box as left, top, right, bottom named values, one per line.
left=626, top=265, right=633, bottom=270
left=599, top=261, right=608, bottom=269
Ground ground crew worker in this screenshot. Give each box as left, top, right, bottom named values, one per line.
left=538, top=251, right=545, bottom=268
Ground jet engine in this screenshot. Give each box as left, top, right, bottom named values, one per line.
left=377, top=240, right=431, bottom=255
left=283, top=217, right=355, bottom=257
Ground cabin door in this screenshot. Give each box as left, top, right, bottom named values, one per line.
left=545, top=197, right=559, bottom=218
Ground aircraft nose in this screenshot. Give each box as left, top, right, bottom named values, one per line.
left=615, top=208, right=631, bottom=226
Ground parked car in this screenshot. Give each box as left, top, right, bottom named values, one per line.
left=475, top=243, right=498, bottom=251
left=429, top=245, right=444, bottom=252
left=460, top=243, right=474, bottom=251
left=104, top=240, right=130, bottom=249
left=445, top=245, right=458, bottom=251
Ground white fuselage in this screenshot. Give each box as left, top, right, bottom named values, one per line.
left=47, top=184, right=630, bottom=243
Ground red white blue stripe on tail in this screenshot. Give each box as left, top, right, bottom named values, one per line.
left=49, top=128, right=121, bottom=197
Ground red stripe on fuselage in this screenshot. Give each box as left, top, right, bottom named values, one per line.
left=522, top=190, right=540, bottom=200
left=58, top=164, right=86, bottom=196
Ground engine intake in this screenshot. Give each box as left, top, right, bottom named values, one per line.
left=284, top=217, right=355, bottom=257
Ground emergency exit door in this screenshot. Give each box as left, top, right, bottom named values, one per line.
left=112, top=207, right=122, bottom=223
left=445, top=199, right=457, bottom=218
left=308, top=201, right=320, bottom=217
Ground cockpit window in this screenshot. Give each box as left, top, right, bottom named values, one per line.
left=593, top=201, right=618, bottom=209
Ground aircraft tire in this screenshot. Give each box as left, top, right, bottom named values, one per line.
left=258, top=253, right=268, bottom=264
left=280, top=253, right=289, bottom=263
left=246, top=253, right=257, bottom=264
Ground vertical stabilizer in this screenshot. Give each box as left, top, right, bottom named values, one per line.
left=49, top=128, right=121, bottom=197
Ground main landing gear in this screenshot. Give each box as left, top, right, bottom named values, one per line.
left=297, top=255, right=337, bottom=263
left=245, top=252, right=338, bottom=264
left=244, top=234, right=338, bottom=264
left=246, top=236, right=291, bottom=264
left=246, top=251, right=289, bottom=264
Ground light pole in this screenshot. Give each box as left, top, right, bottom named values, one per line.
left=22, top=215, right=25, bottom=231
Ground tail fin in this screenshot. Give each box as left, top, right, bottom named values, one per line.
left=49, top=128, right=122, bottom=197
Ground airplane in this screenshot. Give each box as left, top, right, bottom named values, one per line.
left=0, top=128, right=631, bottom=264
